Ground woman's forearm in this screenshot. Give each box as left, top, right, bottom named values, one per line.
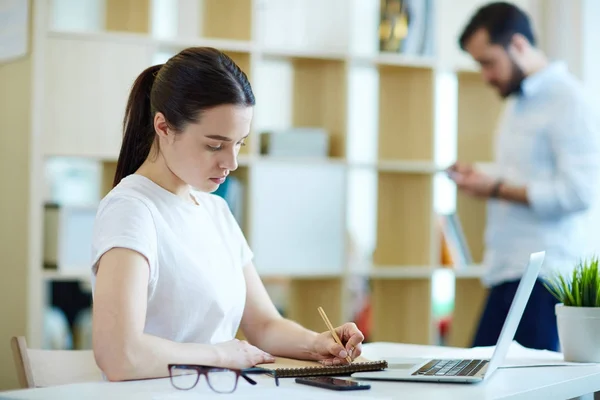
left=249, top=317, right=320, bottom=360
left=96, top=333, right=220, bottom=381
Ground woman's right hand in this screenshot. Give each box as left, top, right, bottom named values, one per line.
left=213, top=339, right=276, bottom=369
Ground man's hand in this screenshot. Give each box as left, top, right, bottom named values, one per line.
left=446, top=162, right=497, bottom=198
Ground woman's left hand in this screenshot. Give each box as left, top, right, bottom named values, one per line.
left=311, top=322, right=365, bottom=365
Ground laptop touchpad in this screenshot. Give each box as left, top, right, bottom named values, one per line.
left=389, top=363, right=420, bottom=370
left=385, top=358, right=429, bottom=370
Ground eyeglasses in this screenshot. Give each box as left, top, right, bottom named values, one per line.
left=168, top=364, right=279, bottom=394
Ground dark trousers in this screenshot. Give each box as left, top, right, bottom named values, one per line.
left=471, top=278, right=560, bottom=351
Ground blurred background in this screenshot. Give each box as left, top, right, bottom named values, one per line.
left=1, top=0, right=600, bottom=390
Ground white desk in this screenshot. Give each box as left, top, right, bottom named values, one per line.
left=1, top=342, right=599, bottom=400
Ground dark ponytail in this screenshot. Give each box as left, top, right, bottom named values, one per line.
left=113, top=64, right=162, bottom=187
left=112, top=47, right=255, bottom=187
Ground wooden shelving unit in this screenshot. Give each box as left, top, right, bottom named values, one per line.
left=14, top=0, right=539, bottom=357
left=447, top=71, right=505, bottom=347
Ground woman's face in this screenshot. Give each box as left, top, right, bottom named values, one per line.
left=155, top=104, right=252, bottom=192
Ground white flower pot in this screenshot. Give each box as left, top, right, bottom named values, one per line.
left=555, top=304, right=600, bottom=362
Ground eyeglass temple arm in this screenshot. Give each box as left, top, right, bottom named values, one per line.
left=241, top=369, right=280, bottom=387
left=241, top=374, right=258, bottom=385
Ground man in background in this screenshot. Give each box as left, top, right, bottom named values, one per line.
left=447, top=1, right=600, bottom=351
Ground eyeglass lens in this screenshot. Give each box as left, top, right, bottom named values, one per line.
left=170, top=366, right=239, bottom=393
left=206, top=368, right=239, bottom=393
left=170, top=366, right=200, bottom=390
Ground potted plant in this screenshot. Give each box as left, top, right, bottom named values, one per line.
left=544, top=256, right=600, bottom=362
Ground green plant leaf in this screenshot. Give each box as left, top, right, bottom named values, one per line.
left=545, top=256, right=600, bottom=307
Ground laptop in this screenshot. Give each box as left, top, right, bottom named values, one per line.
left=352, top=251, right=545, bottom=383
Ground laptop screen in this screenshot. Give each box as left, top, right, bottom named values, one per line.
left=485, top=251, right=545, bottom=376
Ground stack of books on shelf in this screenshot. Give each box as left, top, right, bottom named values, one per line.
left=439, top=212, right=472, bottom=269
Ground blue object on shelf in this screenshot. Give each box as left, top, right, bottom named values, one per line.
left=212, top=176, right=244, bottom=226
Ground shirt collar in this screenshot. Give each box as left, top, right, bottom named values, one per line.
left=520, top=61, right=568, bottom=97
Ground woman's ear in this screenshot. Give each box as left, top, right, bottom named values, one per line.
left=154, top=112, right=172, bottom=142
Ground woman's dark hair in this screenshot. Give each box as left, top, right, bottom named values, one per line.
left=113, top=47, right=255, bottom=187
left=459, top=2, right=536, bottom=50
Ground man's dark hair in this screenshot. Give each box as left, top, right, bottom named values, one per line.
left=459, top=2, right=536, bottom=50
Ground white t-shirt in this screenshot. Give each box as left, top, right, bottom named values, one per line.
left=90, top=174, right=252, bottom=344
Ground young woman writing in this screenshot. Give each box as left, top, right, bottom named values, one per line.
left=90, top=47, right=365, bottom=381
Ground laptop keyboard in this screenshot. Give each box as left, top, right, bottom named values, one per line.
left=411, top=359, right=489, bottom=377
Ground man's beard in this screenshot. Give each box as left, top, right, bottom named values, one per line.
left=497, top=60, right=526, bottom=98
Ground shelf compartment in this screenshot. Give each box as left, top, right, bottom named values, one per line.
left=44, top=35, right=154, bottom=159
left=248, top=162, right=346, bottom=277
left=201, top=0, right=252, bottom=41
left=105, top=0, right=150, bottom=34
left=455, top=193, right=487, bottom=264
left=292, top=58, right=347, bottom=158
left=378, top=65, right=434, bottom=161
left=446, top=277, right=488, bottom=347
left=456, top=72, right=503, bottom=163
left=101, top=161, right=117, bottom=196
left=252, top=55, right=347, bottom=158
left=373, top=172, right=433, bottom=266
left=287, top=278, right=343, bottom=332
left=103, top=0, right=252, bottom=41
left=370, top=278, right=432, bottom=344
left=455, top=72, right=505, bottom=264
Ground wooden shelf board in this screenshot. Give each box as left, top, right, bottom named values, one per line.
left=43, top=269, right=90, bottom=282
left=42, top=268, right=343, bottom=282
left=350, top=53, right=436, bottom=69
left=43, top=153, right=251, bottom=166
left=453, top=61, right=480, bottom=73
left=47, top=30, right=255, bottom=54
left=252, top=155, right=346, bottom=166
left=366, top=266, right=436, bottom=279
left=453, top=265, right=486, bottom=278
left=41, top=267, right=484, bottom=282
left=375, top=160, right=442, bottom=173
left=46, top=30, right=453, bottom=71
left=44, top=155, right=459, bottom=173
left=360, top=265, right=485, bottom=279
left=372, top=53, right=437, bottom=69
left=43, top=151, right=120, bottom=161
left=261, top=48, right=347, bottom=61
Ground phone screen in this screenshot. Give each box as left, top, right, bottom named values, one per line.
left=295, top=376, right=371, bottom=391
left=316, top=377, right=362, bottom=387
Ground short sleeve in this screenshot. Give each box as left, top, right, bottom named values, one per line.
left=91, top=195, right=159, bottom=284
left=213, top=195, right=254, bottom=269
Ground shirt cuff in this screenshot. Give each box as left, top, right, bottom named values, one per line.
left=527, top=180, right=559, bottom=219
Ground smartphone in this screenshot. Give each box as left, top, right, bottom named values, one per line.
left=295, top=376, right=371, bottom=391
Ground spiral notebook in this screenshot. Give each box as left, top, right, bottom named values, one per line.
left=255, top=356, right=388, bottom=378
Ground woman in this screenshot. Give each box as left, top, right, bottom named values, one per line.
left=91, top=47, right=365, bottom=381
